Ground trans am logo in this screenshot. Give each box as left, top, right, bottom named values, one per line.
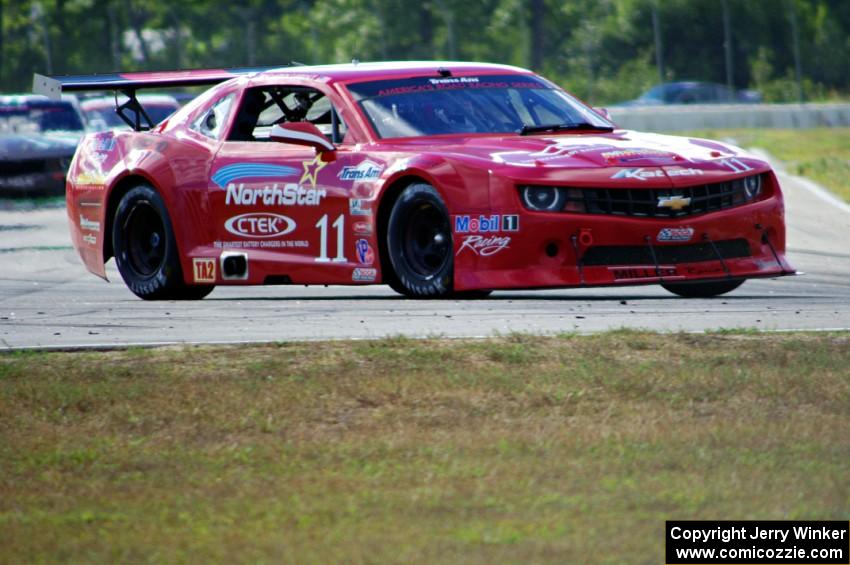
left=211, top=163, right=299, bottom=188
left=338, top=160, right=384, bottom=181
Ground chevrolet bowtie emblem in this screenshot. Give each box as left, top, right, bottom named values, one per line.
left=657, top=195, right=691, bottom=210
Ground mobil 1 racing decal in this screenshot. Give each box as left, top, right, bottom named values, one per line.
left=453, top=214, right=519, bottom=257
left=453, top=214, right=519, bottom=233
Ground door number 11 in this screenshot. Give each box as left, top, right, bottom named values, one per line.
left=315, top=214, right=346, bottom=262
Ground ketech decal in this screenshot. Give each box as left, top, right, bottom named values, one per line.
left=609, top=266, right=678, bottom=280
left=193, top=258, right=216, bottom=283
left=224, top=213, right=296, bottom=239
left=454, top=214, right=519, bottom=233
left=611, top=168, right=664, bottom=181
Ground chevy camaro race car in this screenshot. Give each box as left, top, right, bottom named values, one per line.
left=34, top=62, right=794, bottom=300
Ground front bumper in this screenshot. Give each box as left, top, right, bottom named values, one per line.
left=453, top=194, right=793, bottom=291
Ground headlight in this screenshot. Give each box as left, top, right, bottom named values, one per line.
left=743, top=174, right=762, bottom=200
left=520, top=186, right=586, bottom=212
left=521, top=186, right=564, bottom=211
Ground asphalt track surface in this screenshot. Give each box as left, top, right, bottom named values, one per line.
left=2, top=154, right=848, bottom=350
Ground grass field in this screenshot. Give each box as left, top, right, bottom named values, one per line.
left=2, top=331, right=849, bottom=563
left=682, top=128, right=850, bottom=203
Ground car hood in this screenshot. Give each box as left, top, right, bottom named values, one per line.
left=404, top=130, right=748, bottom=171
left=0, top=134, right=78, bottom=161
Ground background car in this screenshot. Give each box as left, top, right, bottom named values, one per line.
left=0, top=95, right=85, bottom=197
left=80, top=94, right=180, bottom=131
left=617, top=81, right=762, bottom=106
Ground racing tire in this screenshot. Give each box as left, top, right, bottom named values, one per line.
left=661, top=279, right=744, bottom=298
left=386, top=183, right=454, bottom=298
left=113, top=184, right=214, bottom=300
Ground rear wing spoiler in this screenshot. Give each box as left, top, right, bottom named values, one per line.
left=33, top=66, right=283, bottom=131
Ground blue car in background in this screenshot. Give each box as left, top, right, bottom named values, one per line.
left=618, top=81, right=762, bottom=106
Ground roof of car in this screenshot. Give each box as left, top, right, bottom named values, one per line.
left=254, top=61, right=532, bottom=82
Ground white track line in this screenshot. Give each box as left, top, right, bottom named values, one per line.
left=748, top=147, right=850, bottom=215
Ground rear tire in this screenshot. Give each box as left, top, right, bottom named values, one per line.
left=113, top=184, right=214, bottom=300
left=386, top=183, right=453, bottom=298
left=661, top=279, right=744, bottom=298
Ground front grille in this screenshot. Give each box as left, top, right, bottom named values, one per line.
left=521, top=174, right=764, bottom=218
left=581, top=239, right=751, bottom=266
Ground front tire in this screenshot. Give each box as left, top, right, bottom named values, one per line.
left=386, top=183, right=454, bottom=298
left=113, top=184, right=214, bottom=300
left=662, top=279, right=744, bottom=298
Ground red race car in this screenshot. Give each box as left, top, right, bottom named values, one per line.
left=35, top=62, right=794, bottom=300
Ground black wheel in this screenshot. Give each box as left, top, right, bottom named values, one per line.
left=386, top=183, right=454, bottom=298
left=661, top=279, right=744, bottom=298
left=113, top=184, right=214, bottom=300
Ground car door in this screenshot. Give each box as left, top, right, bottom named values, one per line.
left=208, top=82, right=382, bottom=280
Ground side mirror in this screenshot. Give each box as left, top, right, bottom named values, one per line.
left=594, top=107, right=612, bottom=121
left=270, top=122, right=335, bottom=152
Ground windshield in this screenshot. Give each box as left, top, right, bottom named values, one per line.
left=0, top=101, right=85, bottom=135
left=347, top=74, right=613, bottom=138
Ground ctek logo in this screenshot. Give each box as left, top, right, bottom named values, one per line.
left=338, top=160, right=384, bottom=181
left=454, top=214, right=519, bottom=233
left=224, top=213, right=296, bottom=239
left=611, top=168, right=665, bottom=181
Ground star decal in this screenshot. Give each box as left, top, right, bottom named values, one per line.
left=300, top=154, right=328, bottom=188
